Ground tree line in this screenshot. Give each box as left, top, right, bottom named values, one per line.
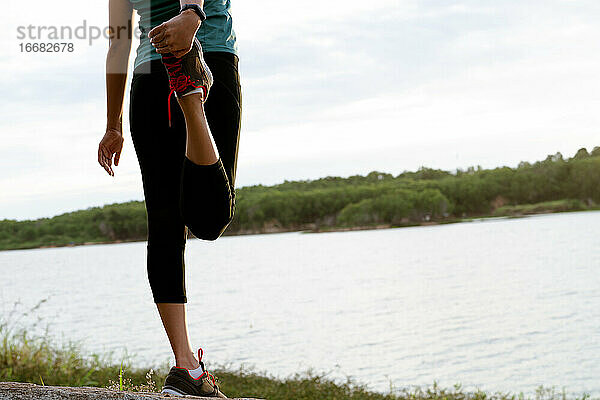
left=1, top=146, right=599, bottom=250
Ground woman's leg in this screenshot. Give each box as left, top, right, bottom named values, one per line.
left=177, top=52, right=241, bottom=241
left=177, top=94, right=219, bottom=165
left=129, top=51, right=241, bottom=370
left=130, top=61, right=199, bottom=369
left=156, top=303, right=200, bottom=369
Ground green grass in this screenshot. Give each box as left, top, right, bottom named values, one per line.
left=1, top=299, right=596, bottom=400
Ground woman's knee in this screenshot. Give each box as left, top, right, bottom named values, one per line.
left=180, top=156, right=234, bottom=240
left=186, top=198, right=234, bottom=241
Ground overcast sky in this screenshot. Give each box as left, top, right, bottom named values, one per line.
left=1, top=0, right=600, bottom=221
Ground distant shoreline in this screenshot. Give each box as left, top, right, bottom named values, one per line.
left=5, top=208, right=596, bottom=252
left=4, top=148, right=600, bottom=253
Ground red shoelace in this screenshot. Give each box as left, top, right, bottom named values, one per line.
left=197, top=347, right=218, bottom=386
left=162, top=56, right=207, bottom=127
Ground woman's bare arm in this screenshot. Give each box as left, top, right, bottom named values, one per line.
left=106, top=0, right=133, bottom=130
left=99, top=0, right=133, bottom=176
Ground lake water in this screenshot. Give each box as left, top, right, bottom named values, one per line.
left=1, top=211, right=599, bottom=397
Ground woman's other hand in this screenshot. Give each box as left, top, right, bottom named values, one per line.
left=98, top=128, right=124, bottom=177
left=148, top=9, right=201, bottom=58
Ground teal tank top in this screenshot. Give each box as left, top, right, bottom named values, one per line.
left=129, top=0, right=237, bottom=70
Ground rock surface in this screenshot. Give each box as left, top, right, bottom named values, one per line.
left=0, top=382, right=264, bottom=400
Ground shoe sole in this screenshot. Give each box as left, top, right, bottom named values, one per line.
left=161, top=386, right=186, bottom=396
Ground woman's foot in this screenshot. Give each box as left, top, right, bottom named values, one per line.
left=161, top=347, right=227, bottom=398
left=161, top=38, right=214, bottom=126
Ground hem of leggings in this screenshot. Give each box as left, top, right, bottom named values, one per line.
left=153, top=296, right=187, bottom=304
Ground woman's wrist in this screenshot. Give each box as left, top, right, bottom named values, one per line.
left=106, top=121, right=123, bottom=134
left=180, top=8, right=202, bottom=29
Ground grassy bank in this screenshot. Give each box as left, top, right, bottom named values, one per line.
left=0, top=301, right=595, bottom=400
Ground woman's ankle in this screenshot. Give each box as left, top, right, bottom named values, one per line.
left=175, top=353, right=200, bottom=370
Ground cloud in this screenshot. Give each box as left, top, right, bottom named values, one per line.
left=1, top=0, right=600, bottom=220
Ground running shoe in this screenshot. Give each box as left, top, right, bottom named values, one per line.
left=161, top=38, right=214, bottom=127
left=161, top=347, right=227, bottom=397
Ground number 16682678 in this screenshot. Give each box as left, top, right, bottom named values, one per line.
left=20, top=42, right=74, bottom=53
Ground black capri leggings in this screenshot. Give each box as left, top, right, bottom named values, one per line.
left=129, top=52, right=241, bottom=304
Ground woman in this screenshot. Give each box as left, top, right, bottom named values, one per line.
left=97, top=0, right=241, bottom=397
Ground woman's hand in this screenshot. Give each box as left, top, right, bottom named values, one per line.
left=148, top=9, right=201, bottom=58
left=98, top=127, right=124, bottom=177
